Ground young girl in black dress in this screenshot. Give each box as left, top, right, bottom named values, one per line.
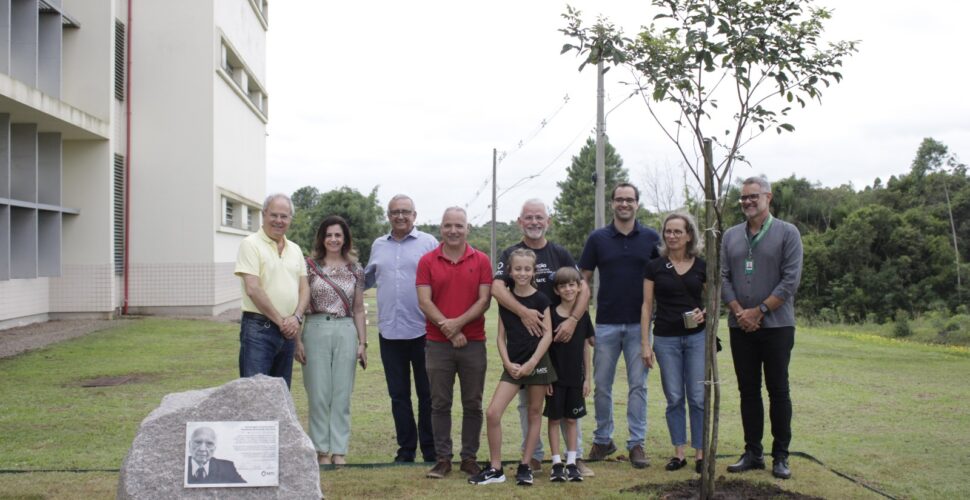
left=469, top=248, right=557, bottom=486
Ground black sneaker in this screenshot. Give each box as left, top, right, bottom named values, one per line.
left=515, top=463, right=533, bottom=486
left=550, top=462, right=566, bottom=482
left=468, top=466, right=505, bottom=485
left=566, top=463, right=583, bottom=482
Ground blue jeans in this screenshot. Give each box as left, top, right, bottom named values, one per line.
left=239, top=312, right=296, bottom=388
left=653, top=331, right=706, bottom=450
left=592, top=323, right=648, bottom=450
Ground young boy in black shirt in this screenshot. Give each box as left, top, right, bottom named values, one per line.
left=544, top=267, right=594, bottom=482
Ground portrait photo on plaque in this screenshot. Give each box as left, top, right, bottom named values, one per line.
left=184, top=421, right=279, bottom=488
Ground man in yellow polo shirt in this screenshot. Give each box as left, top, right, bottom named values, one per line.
left=234, top=193, right=309, bottom=388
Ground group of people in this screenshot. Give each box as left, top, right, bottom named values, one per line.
left=232, top=175, right=803, bottom=486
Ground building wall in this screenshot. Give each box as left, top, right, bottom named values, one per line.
left=212, top=0, right=267, bottom=306
left=127, top=0, right=214, bottom=309
left=61, top=0, right=113, bottom=120
left=0, top=0, right=267, bottom=325
left=51, top=140, right=115, bottom=313
left=129, top=0, right=215, bottom=266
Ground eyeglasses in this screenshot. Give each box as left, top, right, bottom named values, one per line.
left=612, top=197, right=637, bottom=205
left=738, top=193, right=763, bottom=203
left=664, top=229, right=686, bottom=236
left=389, top=210, right=414, bottom=217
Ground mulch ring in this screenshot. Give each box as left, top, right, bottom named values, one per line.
left=622, top=478, right=824, bottom=499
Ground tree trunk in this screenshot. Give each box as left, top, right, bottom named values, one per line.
left=700, top=139, right=721, bottom=499
left=943, top=181, right=962, bottom=303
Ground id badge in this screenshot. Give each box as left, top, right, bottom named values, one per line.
left=744, top=258, right=754, bottom=275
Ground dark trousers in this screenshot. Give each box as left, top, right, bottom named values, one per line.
left=729, top=326, right=795, bottom=459
left=379, top=333, right=435, bottom=461
left=425, top=339, right=487, bottom=461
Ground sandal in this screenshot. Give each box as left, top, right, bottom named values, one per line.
left=665, top=457, right=687, bottom=471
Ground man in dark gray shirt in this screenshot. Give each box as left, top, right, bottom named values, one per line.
left=720, top=176, right=803, bottom=480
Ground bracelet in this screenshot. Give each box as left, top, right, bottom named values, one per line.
left=570, top=315, right=580, bottom=321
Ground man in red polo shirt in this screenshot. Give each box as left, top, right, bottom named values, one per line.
left=416, top=207, right=492, bottom=480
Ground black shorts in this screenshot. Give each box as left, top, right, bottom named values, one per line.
left=543, top=383, right=587, bottom=420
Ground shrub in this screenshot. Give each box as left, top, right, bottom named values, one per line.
left=894, top=317, right=913, bottom=338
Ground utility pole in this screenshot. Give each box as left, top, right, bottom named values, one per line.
left=593, top=60, right=605, bottom=299
left=490, top=148, right=497, bottom=268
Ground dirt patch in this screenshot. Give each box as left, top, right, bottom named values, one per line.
left=622, top=478, right=825, bottom=499
left=76, top=373, right=158, bottom=387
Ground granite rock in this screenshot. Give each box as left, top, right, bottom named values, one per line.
left=118, top=375, right=322, bottom=499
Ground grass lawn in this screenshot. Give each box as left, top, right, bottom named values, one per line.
left=1, top=298, right=968, bottom=498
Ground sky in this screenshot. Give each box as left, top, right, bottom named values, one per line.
left=266, top=1, right=970, bottom=225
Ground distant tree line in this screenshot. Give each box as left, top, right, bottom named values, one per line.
left=723, top=138, right=968, bottom=322
left=286, top=137, right=967, bottom=324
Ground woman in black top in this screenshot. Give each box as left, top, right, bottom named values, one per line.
left=640, top=212, right=707, bottom=473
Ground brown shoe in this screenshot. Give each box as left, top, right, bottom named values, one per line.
left=529, top=458, right=542, bottom=473
left=587, top=440, right=617, bottom=461
left=426, top=459, right=451, bottom=479
left=576, top=459, right=594, bottom=477
left=629, top=444, right=649, bottom=469
left=459, top=457, right=481, bottom=476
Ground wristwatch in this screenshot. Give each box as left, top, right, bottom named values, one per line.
left=295, top=314, right=304, bottom=325
left=758, top=303, right=769, bottom=315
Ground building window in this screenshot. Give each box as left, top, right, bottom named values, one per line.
left=222, top=196, right=234, bottom=227
left=218, top=40, right=268, bottom=120
left=249, top=0, right=269, bottom=28
left=113, top=154, right=125, bottom=275
left=221, top=195, right=259, bottom=233
left=115, top=20, right=126, bottom=101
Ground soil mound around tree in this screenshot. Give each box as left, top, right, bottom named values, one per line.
left=622, top=478, right=825, bottom=499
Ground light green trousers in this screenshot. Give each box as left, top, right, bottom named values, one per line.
left=302, top=315, right=358, bottom=455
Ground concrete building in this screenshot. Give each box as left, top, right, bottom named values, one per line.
left=0, top=0, right=269, bottom=328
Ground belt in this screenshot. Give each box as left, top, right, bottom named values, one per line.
left=242, top=311, right=270, bottom=321
left=307, top=313, right=346, bottom=321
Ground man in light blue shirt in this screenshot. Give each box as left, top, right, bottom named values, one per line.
left=365, top=194, right=439, bottom=463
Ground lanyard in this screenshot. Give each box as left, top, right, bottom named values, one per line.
left=746, top=215, right=774, bottom=258
left=744, top=215, right=773, bottom=275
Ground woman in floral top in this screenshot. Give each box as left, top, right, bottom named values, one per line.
left=295, top=215, right=367, bottom=465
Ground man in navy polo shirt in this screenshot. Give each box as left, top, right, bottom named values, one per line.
left=579, top=183, right=660, bottom=469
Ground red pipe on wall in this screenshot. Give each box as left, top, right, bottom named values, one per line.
left=122, top=0, right=132, bottom=315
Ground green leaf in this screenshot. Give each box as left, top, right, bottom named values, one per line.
left=780, top=123, right=795, bottom=132
left=561, top=43, right=575, bottom=54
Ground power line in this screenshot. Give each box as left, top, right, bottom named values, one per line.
left=496, top=94, right=571, bottom=165
left=494, top=89, right=639, bottom=201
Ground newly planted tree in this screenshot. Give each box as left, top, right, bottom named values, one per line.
left=561, top=1, right=857, bottom=496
